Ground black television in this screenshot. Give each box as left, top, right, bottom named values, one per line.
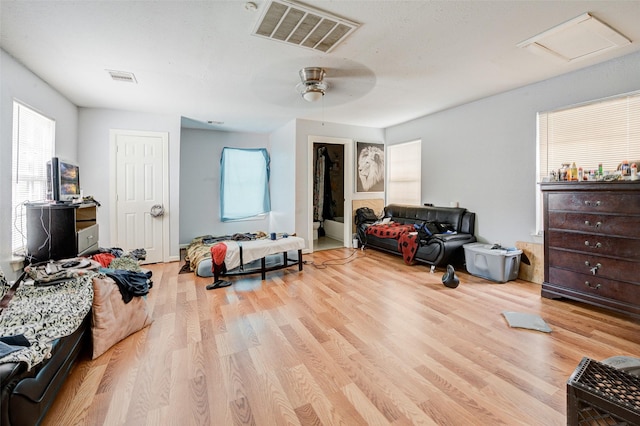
left=47, top=157, right=81, bottom=202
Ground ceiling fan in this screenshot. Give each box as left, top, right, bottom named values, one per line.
left=295, top=67, right=328, bottom=102
left=249, top=57, right=375, bottom=108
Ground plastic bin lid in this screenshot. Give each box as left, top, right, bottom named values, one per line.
left=463, top=242, right=522, bottom=256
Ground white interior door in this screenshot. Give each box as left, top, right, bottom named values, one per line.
left=111, top=130, right=168, bottom=264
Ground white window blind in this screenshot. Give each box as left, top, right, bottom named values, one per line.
left=539, top=91, right=640, bottom=181
left=387, top=140, right=421, bottom=205
left=11, top=102, right=55, bottom=253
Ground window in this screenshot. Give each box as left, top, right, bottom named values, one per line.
left=536, top=91, right=640, bottom=232
left=220, top=147, right=271, bottom=221
left=387, top=140, right=421, bottom=205
left=538, top=91, right=640, bottom=181
left=11, top=101, right=55, bottom=253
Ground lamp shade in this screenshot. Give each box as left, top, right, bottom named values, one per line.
left=302, top=90, right=324, bottom=102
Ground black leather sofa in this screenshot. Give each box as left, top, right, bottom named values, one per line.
left=359, top=204, right=476, bottom=269
left=0, top=315, right=88, bottom=426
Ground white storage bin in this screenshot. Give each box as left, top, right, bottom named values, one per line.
left=463, top=243, right=522, bottom=283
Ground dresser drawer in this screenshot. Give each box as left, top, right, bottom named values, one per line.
left=547, top=191, right=640, bottom=214
left=549, top=267, right=640, bottom=306
left=548, top=249, right=639, bottom=284
left=77, top=224, right=98, bottom=254
left=548, top=212, right=640, bottom=238
left=547, top=230, right=640, bottom=261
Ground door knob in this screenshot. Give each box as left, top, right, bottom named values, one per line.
left=150, top=204, right=165, bottom=217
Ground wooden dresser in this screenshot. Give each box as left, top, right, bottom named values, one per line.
left=540, top=181, right=640, bottom=319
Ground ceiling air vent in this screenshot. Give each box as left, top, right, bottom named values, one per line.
left=107, top=70, right=137, bottom=83
left=252, top=0, right=359, bottom=53
left=517, top=13, right=631, bottom=62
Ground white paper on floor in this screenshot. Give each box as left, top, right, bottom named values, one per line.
left=502, top=311, right=552, bottom=333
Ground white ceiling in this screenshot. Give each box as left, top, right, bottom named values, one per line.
left=2, top=1, right=639, bottom=133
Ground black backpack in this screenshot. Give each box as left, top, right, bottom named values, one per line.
left=355, top=207, right=379, bottom=225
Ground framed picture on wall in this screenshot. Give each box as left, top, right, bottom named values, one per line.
left=356, top=141, right=384, bottom=192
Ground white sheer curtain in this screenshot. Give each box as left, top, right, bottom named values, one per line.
left=220, top=147, right=271, bottom=221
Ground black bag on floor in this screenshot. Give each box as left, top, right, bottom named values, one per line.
left=355, top=207, right=379, bottom=225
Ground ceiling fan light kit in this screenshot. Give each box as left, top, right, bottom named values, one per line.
left=296, top=67, right=327, bottom=102
left=302, top=88, right=324, bottom=102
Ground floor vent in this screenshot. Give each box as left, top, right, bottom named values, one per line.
left=252, top=0, right=359, bottom=53
left=107, top=70, right=137, bottom=83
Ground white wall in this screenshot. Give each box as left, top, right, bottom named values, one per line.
left=269, top=120, right=297, bottom=236
left=386, top=50, right=640, bottom=247
left=4, top=46, right=639, bottom=272
left=78, top=108, right=181, bottom=261
left=294, top=119, right=385, bottom=246
left=178, top=128, right=271, bottom=243
left=0, top=49, right=78, bottom=275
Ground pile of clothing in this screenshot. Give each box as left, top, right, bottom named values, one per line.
left=91, top=247, right=146, bottom=269
left=90, top=247, right=151, bottom=304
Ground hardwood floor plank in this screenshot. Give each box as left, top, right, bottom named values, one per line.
left=277, top=364, right=362, bottom=426
left=202, top=335, right=234, bottom=425
left=255, top=370, right=302, bottom=426
left=229, top=396, right=256, bottom=426
left=294, top=402, right=322, bottom=426
left=280, top=323, right=346, bottom=394
left=245, top=311, right=302, bottom=369
left=341, top=351, right=435, bottom=425
left=413, top=361, right=515, bottom=425
left=341, top=382, right=396, bottom=425
left=42, top=249, right=640, bottom=425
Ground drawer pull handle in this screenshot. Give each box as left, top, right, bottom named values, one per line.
left=585, top=281, right=601, bottom=290
left=584, top=261, right=602, bottom=274
left=584, top=220, right=602, bottom=228
left=584, top=241, right=602, bottom=248
left=87, top=235, right=94, bottom=240
left=584, top=200, right=601, bottom=207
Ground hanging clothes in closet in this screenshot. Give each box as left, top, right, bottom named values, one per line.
left=314, top=146, right=325, bottom=222
left=321, top=148, right=334, bottom=221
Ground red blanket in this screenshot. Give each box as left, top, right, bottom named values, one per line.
left=365, top=223, right=419, bottom=264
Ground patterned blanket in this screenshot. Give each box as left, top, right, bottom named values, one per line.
left=184, top=236, right=218, bottom=273
left=0, top=271, right=94, bottom=369
left=365, top=223, right=420, bottom=264
left=185, top=234, right=261, bottom=273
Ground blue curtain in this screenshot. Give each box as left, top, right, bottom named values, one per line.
left=220, top=147, right=271, bottom=221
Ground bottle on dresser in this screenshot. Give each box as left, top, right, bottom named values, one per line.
left=570, top=162, right=578, bottom=181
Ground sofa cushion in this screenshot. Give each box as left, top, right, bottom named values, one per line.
left=91, top=276, right=153, bottom=359
left=385, top=204, right=466, bottom=231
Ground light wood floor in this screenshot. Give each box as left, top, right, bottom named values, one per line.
left=43, top=248, right=640, bottom=426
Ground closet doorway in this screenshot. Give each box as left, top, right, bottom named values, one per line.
left=308, top=136, right=352, bottom=252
